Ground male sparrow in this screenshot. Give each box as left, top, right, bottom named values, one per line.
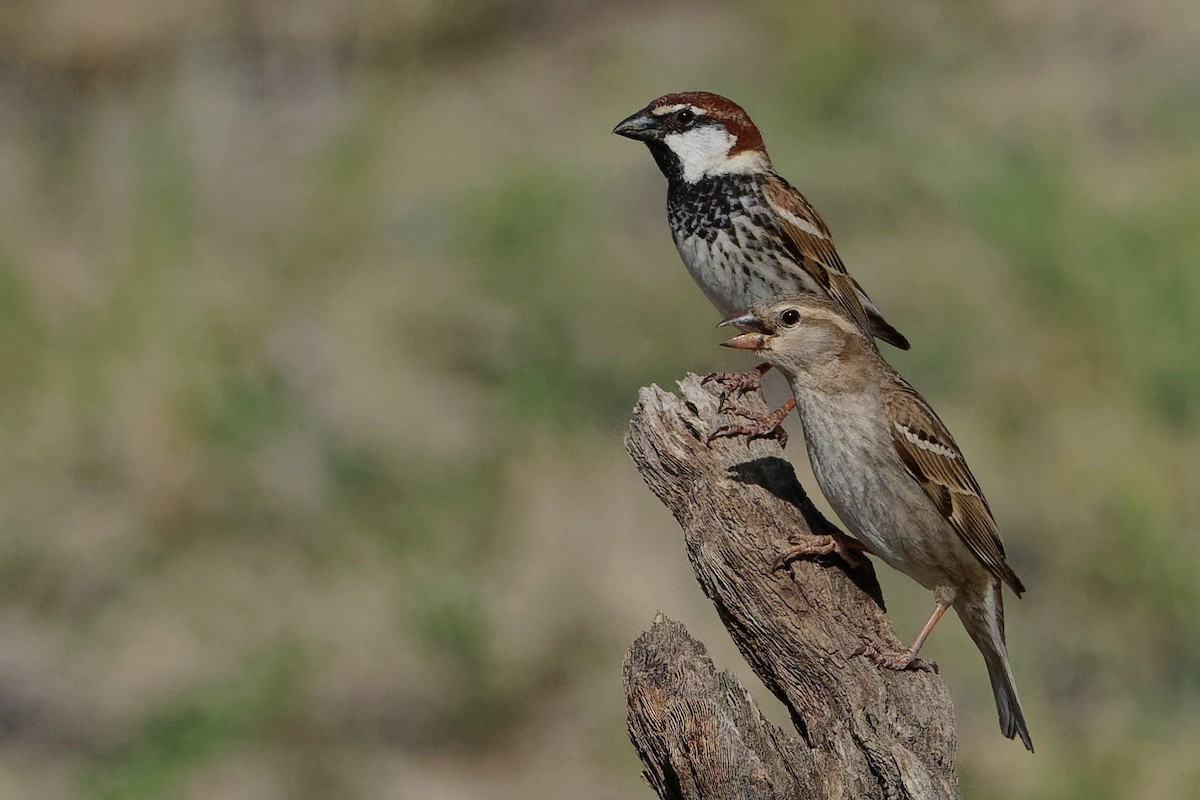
left=719, top=295, right=1033, bottom=752
left=613, top=91, right=909, bottom=348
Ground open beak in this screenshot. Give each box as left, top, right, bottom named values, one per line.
left=718, top=309, right=772, bottom=351
left=718, top=309, right=770, bottom=333
left=721, top=332, right=769, bottom=351
left=613, top=110, right=660, bottom=141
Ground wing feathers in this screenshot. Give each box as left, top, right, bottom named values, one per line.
left=762, top=177, right=875, bottom=338
left=762, top=175, right=908, bottom=349
left=886, top=380, right=1026, bottom=596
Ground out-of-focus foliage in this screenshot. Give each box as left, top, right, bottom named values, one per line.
left=0, top=1, right=1197, bottom=798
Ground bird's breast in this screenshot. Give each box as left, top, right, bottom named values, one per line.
left=796, top=392, right=979, bottom=591
left=668, top=179, right=818, bottom=315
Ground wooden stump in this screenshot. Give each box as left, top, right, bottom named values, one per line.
left=623, top=375, right=959, bottom=800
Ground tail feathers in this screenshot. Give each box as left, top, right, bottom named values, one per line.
left=960, top=588, right=1034, bottom=752
left=867, top=308, right=910, bottom=350
left=852, top=277, right=910, bottom=350
left=982, top=644, right=1034, bottom=752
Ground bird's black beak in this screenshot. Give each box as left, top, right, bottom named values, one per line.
left=613, top=109, right=660, bottom=141
left=718, top=309, right=772, bottom=351
left=718, top=309, right=770, bottom=334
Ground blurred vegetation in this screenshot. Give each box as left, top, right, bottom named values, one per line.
left=0, top=1, right=1197, bottom=798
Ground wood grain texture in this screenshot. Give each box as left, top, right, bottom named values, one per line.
left=623, top=374, right=959, bottom=799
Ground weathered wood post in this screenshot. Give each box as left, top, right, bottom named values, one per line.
left=623, top=375, right=959, bottom=800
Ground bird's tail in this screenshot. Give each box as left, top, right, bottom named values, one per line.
left=958, top=584, right=1034, bottom=752
left=866, top=308, right=910, bottom=351
left=851, top=276, right=910, bottom=350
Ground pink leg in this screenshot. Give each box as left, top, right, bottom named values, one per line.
left=853, top=601, right=949, bottom=674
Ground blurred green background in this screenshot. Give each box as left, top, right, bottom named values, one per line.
left=0, top=0, right=1197, bottom=797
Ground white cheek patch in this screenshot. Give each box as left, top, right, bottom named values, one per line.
left=663, top=126, right=736, bottom=182
left=718, top=150, right=771, bottom=177
left=663, top=126, right=769, bottom=182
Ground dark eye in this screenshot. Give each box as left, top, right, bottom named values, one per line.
left=676, top=108, right=695, bottom=125
left=780, top=308, right=801, bottom=326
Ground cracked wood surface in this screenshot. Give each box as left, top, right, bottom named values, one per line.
left=623, top=374, right=959, bottom=800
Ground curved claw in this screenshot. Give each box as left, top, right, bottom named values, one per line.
left=704, top=401, right=791, bottom=449
left=702, top=370, right=764, bottom=395
left=773, top=533, right=867, bottom=571
left=705, top=415, right=788, bottom=449
left=852, top=637, right=939, bottom=674
left=706, top=424, right=736, bottom=444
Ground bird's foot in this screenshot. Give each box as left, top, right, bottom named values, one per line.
left=852, top=637, right=938, bottom=674
left=702, top=366, right=767, bottom=400
left=773, top=532, right=867, bottom=571
left=703, top=364, right=777, bottom=418
left=707, top=404, right=790, bottom=449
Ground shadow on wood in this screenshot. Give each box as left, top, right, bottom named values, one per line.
left=623, top=375, right=959, bottom=800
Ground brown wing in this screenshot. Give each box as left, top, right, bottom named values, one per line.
left=762, top=176, right=876, bottom=343
left=885, top=379, right=1025, bottom=596
left=850, top=274, right=910, bottom=350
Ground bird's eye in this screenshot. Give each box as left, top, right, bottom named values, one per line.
left=780, top=309, right=801, bottom=326
left=675, top=108, right=695, bottom=125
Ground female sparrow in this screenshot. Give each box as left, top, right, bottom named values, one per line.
left=719, top=295, right=1033, bottom=752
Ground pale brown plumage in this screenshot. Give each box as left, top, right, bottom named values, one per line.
left=886, top=381, right=1026, bottom=596
left=718, top=295, right=1033, bottom=752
